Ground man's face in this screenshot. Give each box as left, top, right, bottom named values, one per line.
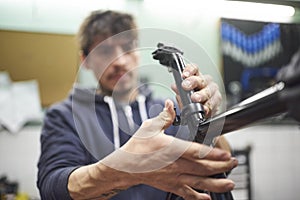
left=85, top=37, right=139, bottom=96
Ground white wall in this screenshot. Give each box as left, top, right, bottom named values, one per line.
left=225, top=123, right=300, bottom=200
left=0, top=126, right=41, bottom=199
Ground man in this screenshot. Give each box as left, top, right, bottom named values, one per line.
left=37, top=10, right=237, bottom=200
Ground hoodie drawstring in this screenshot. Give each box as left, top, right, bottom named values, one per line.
left=104, top=95, right=148, bottom=150
left=104, top=96, right=120, bottom=149
left=137, top=95, right=148, bottom=122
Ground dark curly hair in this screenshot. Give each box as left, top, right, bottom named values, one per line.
left=77, top=10, right=138, bottom=56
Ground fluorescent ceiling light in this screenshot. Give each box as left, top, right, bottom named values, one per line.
left=220, top=1, right=295, bottom=21
left=144, top=0, right=295, bottom=22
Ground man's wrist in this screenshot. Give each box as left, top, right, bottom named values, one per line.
left=68, top=162, right=139, bottom=200
left=94, top=162, right=140, bottom=189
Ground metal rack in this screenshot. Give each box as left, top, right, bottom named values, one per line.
left=228, top=146, right=252, bottom=200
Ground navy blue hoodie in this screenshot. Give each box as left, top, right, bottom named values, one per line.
left=37, top=85, right=187, bottom=200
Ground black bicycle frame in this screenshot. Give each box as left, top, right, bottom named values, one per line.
left=152, top=43, right=300, bottom=200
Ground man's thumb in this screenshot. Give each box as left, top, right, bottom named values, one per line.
left=134, top=99, right=176, bottom=138
left=158, top=99, right=176, bottom=129
left=143, top=99, right=175, bottom=130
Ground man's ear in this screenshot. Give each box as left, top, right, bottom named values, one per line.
left=79, top=50, right=90, bottom=69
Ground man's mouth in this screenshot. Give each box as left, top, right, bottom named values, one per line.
left=109, top=72, right=130, bottom=82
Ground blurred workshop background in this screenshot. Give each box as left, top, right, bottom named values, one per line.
left=0, top=0, right=300, bottom=199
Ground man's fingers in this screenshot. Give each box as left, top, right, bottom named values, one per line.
left=189, top=77, right=218, bottom=103
left=181, top=74, right=222, bottom=116
left=175, top=185, right=211, bottom=200
left=181, top=76, right=208, bottom=91
left=182, top=142, right=231, bottom=161
left=182, top=64, right=200, bottom=78
left=172, top=156, right=237, bottom=177
left=195, top=158, right=238, bottom=176
left=173, top=141, right=238, bottom=175
left=170, top=174, right=235, bottom=200
left=179, top=174, right=235, bottom=193
left=203, top=91, right=222, bottom=117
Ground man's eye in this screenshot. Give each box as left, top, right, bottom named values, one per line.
left=122, top=42, right=136, bottom=52
left=95, top=46, right=114, bottom=55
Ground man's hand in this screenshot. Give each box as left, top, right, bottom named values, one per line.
left=172, top=64, right=222, bottom=117
left=68, top=100, right=237, bottom=200
left=99, top=100, right=237, bottom=200
left=171, top=64, right=232, bottom=153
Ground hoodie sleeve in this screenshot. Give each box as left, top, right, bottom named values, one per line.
left=37, top=103, right=95, bottom=200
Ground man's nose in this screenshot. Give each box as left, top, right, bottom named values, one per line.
left=113, top=46, right=128, bottom=66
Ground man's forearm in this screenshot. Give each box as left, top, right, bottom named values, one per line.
left=68, top=162, right=137, bottom=200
